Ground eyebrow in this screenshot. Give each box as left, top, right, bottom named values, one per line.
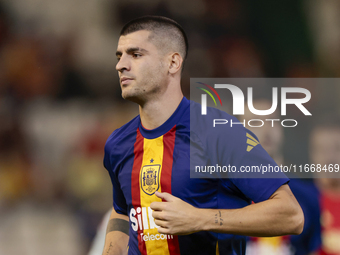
left=116, top=47, right=149, bottom=57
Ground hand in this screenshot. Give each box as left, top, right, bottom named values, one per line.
left=150, top=192, right=201, bottom=235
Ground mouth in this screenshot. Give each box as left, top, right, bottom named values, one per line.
left=120, top=77, right=134, bottom=86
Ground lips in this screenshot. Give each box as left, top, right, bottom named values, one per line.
left=120, top=77, right=134, bottom=85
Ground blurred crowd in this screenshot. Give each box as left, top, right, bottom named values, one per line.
left=0, top=0, right=339, bottom=255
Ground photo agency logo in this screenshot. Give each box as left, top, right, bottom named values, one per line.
left=196, top=82, right=223, bottom=112
left=196, top=81, right=312, bottom=128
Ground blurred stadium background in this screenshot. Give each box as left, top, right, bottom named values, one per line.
left=0, top=0, right=339, bottom=254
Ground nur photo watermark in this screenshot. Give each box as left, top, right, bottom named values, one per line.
left=190, top=78, right=340, bottom=179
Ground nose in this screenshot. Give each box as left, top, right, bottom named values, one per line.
left=116, top=54, right=130, bottom=72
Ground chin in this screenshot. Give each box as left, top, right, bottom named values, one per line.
left=121, top=91, right=129, bottom=99
left=121, top=88, right=134, bottom=99
left=122, top=92, right=144, bottom=104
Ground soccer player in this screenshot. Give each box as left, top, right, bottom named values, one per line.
left=103, top=16, right=304, bottom=255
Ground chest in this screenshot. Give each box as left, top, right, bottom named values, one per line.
left=116, top=133, right=220, bottom=208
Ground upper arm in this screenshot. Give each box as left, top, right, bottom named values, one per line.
left=104, top=138, right=128, bottom=215
left=269, top=184, right=298, bottom=203
left=107, top=207, right=129, bottom=236
left=213, top=123, right=289, bottom=202
left=110, top=207, right=129, bottom=221
left=269, top=184, right=304, bottom=234
left=269, top=184, right=302, bottom=212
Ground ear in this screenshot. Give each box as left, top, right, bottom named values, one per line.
left=168, top=53, right=183, bottom=75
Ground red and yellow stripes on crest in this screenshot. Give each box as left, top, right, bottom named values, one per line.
left=131, top=127, right=180, bottom=255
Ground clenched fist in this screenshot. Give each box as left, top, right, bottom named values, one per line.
left=150, top=192, right=203, bottom=235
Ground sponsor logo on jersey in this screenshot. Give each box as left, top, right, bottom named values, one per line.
left=130, top=206, right=174, bottom=242
left=141, top=164, right=161, bottom=195
left=140, top=233, right=174, bottom=242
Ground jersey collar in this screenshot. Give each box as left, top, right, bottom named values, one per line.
left=138, top=97, right=189, bottom=139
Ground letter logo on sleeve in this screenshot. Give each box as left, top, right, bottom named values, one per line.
left=141, top=164, right=161, bottom=195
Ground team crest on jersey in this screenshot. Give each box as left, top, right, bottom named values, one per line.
left=141, top=164, right=161, bottom=195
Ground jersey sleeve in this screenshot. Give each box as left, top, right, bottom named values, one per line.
left=104, top=137, right=128, bottom=215
left=215, top=118, right=289, bottom=203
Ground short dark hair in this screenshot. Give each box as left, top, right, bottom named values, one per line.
left=120, top=16, right=188, bottom=61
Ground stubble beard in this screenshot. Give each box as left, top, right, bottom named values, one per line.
left=121, top=79, right=165, bottom=106
left=121, top=66, right=168, bottom=105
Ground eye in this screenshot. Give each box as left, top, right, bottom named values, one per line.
left=133, top=53, right=142, bottom=58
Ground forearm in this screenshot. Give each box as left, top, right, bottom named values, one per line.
left=198, top=196, right=303, bottom=236
left=103, top=233, right=128, bottom=255
left=195, top=184, right=304, bottom=236
left=152, top=184, right=304, bottom=237
left=102, top=208, right=129, bottom=255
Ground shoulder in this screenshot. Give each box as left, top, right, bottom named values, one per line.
left=190, top=100, right=258, bottom=145
left=104, top=115, right=140, bottom=156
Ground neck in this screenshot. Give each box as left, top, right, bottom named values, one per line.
left=139, top=80, right=183, bottom=130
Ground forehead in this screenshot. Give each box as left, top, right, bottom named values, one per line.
left=117, top=30, right=156, bottom=51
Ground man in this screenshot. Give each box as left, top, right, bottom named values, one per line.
left=103, top=16, right=303, bottom=255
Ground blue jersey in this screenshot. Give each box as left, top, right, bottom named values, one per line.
left=104, top=97, right=289, bottom=255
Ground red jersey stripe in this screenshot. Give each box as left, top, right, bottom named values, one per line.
left=161, top=126, right=181, bottom=254
left=131, top=128, right=147, bottom=255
